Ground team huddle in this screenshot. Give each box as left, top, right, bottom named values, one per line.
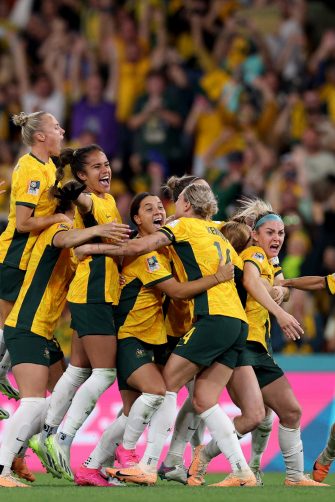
left=0, top=110, right=334, bottom=489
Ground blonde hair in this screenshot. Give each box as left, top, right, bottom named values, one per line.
left=163, top=174, right=201, bottom=202
left=12, top=111, right=47, bottom=146
left=231, top=197, right=273, bottom=228
left=182, top=183, right=218, bottom=219
left=221, top=221, right=251, bottom=254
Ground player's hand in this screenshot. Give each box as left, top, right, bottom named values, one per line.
left=96, top=220, right=131, bottom=243
left=276, top=310, right=304, bottom=341
left=215, top=260, right=234, bottom=283
left=54, top=181, right=86, bottom=201
left=74, top=244, right=90, bottom=261
left=270, top=286, right=285, bottom=305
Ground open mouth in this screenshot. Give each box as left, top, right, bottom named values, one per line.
left=269, top=244, right=280, bottom=253
left=153, top=217, right=163, bottom=229
left=99, top=176, right=110, bottom=187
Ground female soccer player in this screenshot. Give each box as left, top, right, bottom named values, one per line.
left=75, top=191, right=233, bottom=487
left=36, top=145, right=130, bottom=482
left=281, top=273, right=335, bottom=483
left=0, top=111, right=67, bottom=400
left=0, top=190, right=122, bottom=488
left=75, top=184, right=302, bottom=487
left=187, top=200, right=328, bottom=487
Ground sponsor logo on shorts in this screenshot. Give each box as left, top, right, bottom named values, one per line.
left=43, top=348, right=50, bottom=360
left=136, top=348, right=147, bottom=358
left=27, top=180, right=40, bottom=195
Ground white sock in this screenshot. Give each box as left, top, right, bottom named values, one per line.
left=140, top=391, right=177, bottom=471
left=190, top=419, right=206, bottom=450
left=0, top=328, right=5, bottom=359
left=0, top=350, right=11, bottom=378
left=123, top=393, right=164, bottom=450
left=278, top=424, right=304, bottom=481
left=165, top=395, right=201, bottom=467
left=320, top=423, right=335, bottom=463
left=249, top=410, right=274, bottom=470
left=200, top=404, right=251, bottom=475
left=42, top=365, right=92, bottom=439
left=84, top=414, right=128, bottom=469
left=59, top=368, right=116, bottom=441
left=0, top=397, right=46, bottom=474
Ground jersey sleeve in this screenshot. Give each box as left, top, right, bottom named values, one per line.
left=326, top=274, right=335, bottom=295
left=15, top=162, right=48, bottom=208
left=159, top=218, right=188, bottom=243
left=240, top=246, right=266, bottom=275
left=136, top=251, right=173, bottom=288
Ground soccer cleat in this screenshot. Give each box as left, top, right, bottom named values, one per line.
left=114, top=465, right=157, bottom=485
left=250, top=467, right=264, bottom=487
left=0, top=473, right=30, bottom=488
left=312, top=458, right=332, bottom=483
left=74, top=465, right=125, bottom=487
left=284, top=474, right=329, bottom=487
left=158, top=462, right=187, bottom=484
left=0, top=377, right=20, bottom=400
left=115, top=444, right=140, bottom=468
left=11, top=457, right=35, bottom=483
left=209, top=472, right=257, bottom=487
left=0, top=407, right=9, bottom=420
left=45, top=434, right=73, bottom=482
left=187, top=445, right=208, bottom=486
left=29, top=434, right=62, bottom=479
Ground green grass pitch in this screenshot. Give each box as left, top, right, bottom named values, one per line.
left=2, top=473, right=335, bottom=501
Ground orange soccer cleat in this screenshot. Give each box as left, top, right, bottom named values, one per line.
left=209, top=472, right=257, bottom=487
left=285, top=474, right=329, bottom=487
left=187, top=445, right=208, bottom=486
left=114, top=465, right=157, bottom=486
left=312, top=458, right=332, bottom=483
left=0, top=473, right=30, bottom=488
left=11, top=457, right=36, bottom=483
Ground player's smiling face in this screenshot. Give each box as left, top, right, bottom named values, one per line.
left=78, top=150, right=111, bottom=195
left=253, top=220, right=285, bottom=258
left=134, top=195, right=166, bottom=236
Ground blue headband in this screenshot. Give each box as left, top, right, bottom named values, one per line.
left=254, top=214, right=283, bottom=229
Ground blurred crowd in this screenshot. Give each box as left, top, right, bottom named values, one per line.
left=0, top=0, right=335, bottom=353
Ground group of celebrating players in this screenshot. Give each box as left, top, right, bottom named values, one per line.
left=0, top=110, right=333, bottom=489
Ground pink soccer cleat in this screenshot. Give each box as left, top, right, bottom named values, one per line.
left=74, top=466, right=122, bottom=487
left=115, top=444, right=139, bottom=468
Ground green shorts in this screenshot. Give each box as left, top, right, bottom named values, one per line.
left=69, top=302, right=116, bottom=337
left=173, top=315, right=248, bottom=369
left=0, top=264, right=26, bottom=302
left=117, top=337, right=169, bottom=391
left=4, top=325, right=64, bottom=368
left=237, top=341, right=284, bottom=388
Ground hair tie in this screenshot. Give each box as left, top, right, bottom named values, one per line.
left=73, top=149, right=77, bottom=157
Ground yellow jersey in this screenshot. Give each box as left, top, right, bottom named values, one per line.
left=116, top=248, right=173, bottom=344
left=326, top=273, right=335, bottom=295
left=240, top=246, right=282, bottom=350
left=159, top=217, right=247, bottom=322
left=67, top=193, right=122, bottom=304
left=0, top=153, right=57, bottom=270
left=5, top=222, right=74, bottom=339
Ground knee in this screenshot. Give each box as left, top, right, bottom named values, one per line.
left=247, top=406, right=266, bottom=430
left=279, top=404, right=302, bottom=427
left=142, top=392, right=165, bottom=409
left=192, top=394, right=216, bottom=415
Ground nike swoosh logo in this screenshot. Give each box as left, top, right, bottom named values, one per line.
left=16, top=437, right=25, bottom=442
left=116, top=471, right=137, bottom=478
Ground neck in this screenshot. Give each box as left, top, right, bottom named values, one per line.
left=30, top=146, right=50, bottom=163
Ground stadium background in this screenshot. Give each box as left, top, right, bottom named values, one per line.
left=0, top=0, right=334, bottom=474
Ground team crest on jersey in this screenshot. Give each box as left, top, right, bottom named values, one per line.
left=43, top=348, right=50, bottom=360
left=136, top=348, right=147, bottom=359
left=27, top=180, right=40, bottom=195
left=146, top=255, right=160, bottom=273
left=252, top=252, right=265, bottom=262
